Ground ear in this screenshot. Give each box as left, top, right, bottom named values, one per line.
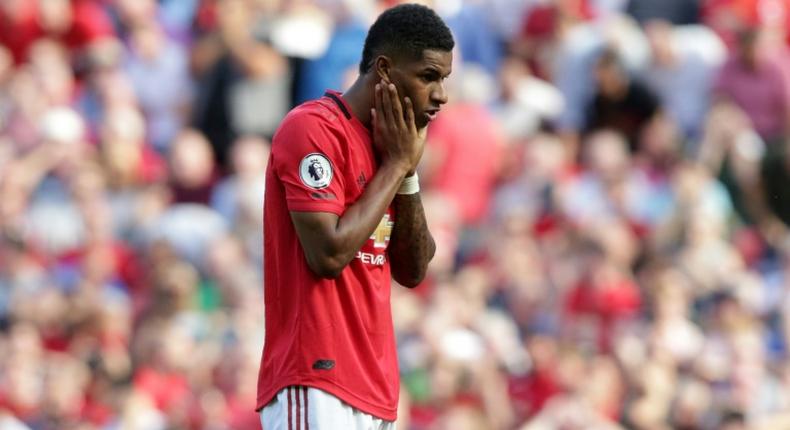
left=374, top=55, right=392, bottom=83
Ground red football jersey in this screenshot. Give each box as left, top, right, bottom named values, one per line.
left=256, top=91, right=399, bottom=420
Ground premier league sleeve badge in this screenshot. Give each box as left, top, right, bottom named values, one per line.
left=299, top=153, right=333, bottom=189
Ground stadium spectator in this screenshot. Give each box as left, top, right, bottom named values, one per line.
left=584, top=48, right=661, bottom=152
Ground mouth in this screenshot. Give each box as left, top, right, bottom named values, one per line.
left=424, top=109, right=440, bottom=122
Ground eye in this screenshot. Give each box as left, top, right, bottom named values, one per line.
left=421, top=72, right=440, bottom=82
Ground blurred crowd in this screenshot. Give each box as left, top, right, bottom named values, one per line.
left=2, top=0, right=790, bottom=429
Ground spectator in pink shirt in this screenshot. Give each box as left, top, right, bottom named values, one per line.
left=714, top=27, right=790, bottom=143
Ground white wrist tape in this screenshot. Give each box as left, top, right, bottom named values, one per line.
left=397, top=172, right=420, bottom=195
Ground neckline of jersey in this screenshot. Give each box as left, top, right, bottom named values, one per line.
left=323, top=90, right=370, bottom=137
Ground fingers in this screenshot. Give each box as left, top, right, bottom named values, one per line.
left=387, top=84, right=406, bottom=129
left=403, top=97, right=416, bottom=134
left=378, top=82, right=409, bottom=132
left=374, top=83, right=384, bottom=128
left=371, top=107, right=386, bottom=152
left=379, top=82, right=394, bottom=128
left=371, top=82, right=424, bottom=171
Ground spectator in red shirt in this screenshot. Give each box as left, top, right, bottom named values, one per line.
left=563, top=236, right=641, bottom=353
left=0, top=0, right=115, bottom=65
left=423, top=68, right=504, bottom=226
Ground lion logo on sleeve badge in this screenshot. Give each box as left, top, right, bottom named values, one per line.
left=299, top=153, right=333, bottom=189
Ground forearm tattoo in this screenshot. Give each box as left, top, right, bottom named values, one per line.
left=388, top=193, right=435, bottom=285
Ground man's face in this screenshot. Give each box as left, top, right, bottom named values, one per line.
left=385, top=49, right=453, bottom=129
left=737, top=30, right=761, bottom=69
left=594, top=62, right=627, bottom=97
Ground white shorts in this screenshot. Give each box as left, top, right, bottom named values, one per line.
left=260, top=385, right=395, bottom=430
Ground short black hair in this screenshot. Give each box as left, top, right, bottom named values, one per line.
left=721, top=409, right=746, bottom=424
left=359, top=3, right=454, bottom=74
left=596, top=46, right=624, bottom=71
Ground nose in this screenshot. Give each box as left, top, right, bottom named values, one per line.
left=431, top=82, right=448, bottom=106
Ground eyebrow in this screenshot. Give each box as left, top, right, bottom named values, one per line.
left=421, top=66, right=451, bottom=77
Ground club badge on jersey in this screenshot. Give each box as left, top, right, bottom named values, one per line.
left=300, top=153, right=333, bottom=189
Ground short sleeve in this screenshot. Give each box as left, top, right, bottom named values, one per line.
left=271, top=111, right=346, bottom=215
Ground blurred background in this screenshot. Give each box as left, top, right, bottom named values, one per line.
left=3, top=0, right=790, bottom=429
